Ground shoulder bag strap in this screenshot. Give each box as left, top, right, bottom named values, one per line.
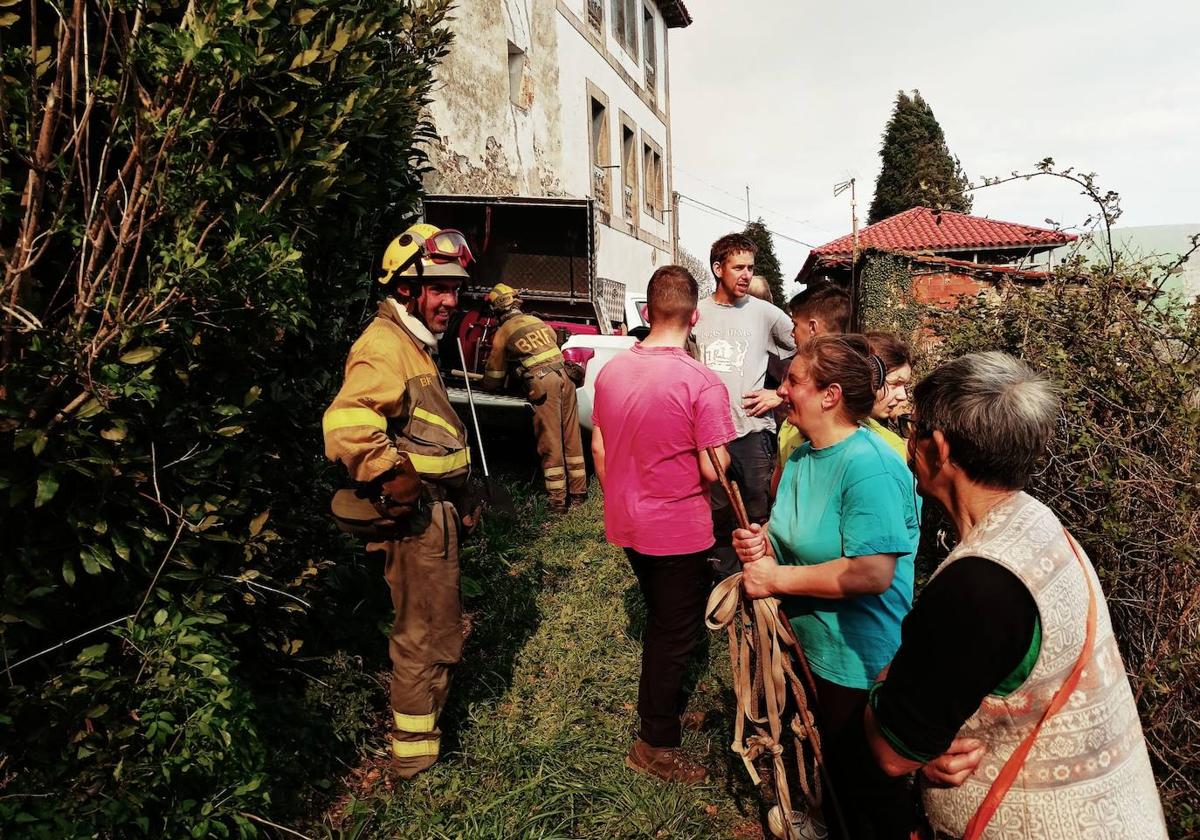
left=961, top=527, right=1098, bottom=840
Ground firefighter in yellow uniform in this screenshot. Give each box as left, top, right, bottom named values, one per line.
left=322, top=223, right=474, bottom=779
left=481, top=284, right=586, bottom=512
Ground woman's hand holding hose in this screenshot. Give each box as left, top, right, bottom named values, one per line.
left=733, top=523, right=779, bottom=599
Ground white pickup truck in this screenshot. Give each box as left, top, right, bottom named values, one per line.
left=445, top=293, right=643, bottom=432
left=560, top=331, right=637, bottom=431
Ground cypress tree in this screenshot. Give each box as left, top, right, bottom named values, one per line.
left=868, top=90, right=972, bottom=224
left=742, top=218, right=786, bottom=304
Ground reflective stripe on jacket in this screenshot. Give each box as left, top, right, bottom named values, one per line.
left=482, top=313, right=563, bottom=390
left=323, top=301, right=469, bottom=488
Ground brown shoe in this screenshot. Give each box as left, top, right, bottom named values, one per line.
left=625, top=738, right=708, bottom=784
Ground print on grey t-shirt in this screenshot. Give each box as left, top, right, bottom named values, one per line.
left=694, top=296, right=795, bottom=439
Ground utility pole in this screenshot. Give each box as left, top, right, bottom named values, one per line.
left=834, top=178, right=860, bottom=328
left=671, top=190, right=681, bottom=261
left=745, top=185, right=751, bottom=224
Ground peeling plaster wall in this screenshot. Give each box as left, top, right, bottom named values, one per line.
left=426, top=0, right=679, bottom=296
left=425, top=0, right=565, bottom=197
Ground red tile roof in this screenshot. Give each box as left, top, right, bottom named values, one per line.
left=812, top=207, right=1076, bottom=256
left=814, top=249, right=1055, bottom=282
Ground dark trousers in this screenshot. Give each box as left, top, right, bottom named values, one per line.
left=811, top=673, right=914, bottom=840
left=624, top=548, right=710, bottom=748
left=710, top=429, right=776, bottom=580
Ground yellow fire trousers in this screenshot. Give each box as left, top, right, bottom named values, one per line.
left=371, top=499, right=463, bottom=778
left=528, top=367, right=586, bottom=510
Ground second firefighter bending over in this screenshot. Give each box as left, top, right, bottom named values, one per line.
left=322, top=223, right=473, bottom=780
left=481, top=283, right=587, bottom=512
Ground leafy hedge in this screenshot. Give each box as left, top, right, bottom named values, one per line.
left=0, top=0, right=452, bottom=835
left=925, top=266, right=1200, bottom=836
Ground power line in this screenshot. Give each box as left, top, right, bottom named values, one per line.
left=676, top=192, right=817, bottom=248
left=677, top=193, right=813, bottom=247
left=673, top=165, right=835, bottom=234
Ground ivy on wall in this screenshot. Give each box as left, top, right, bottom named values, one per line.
left=858, top=252, right=920, bottom=336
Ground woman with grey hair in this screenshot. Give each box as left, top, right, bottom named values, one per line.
left=865, top=352, right=1166, bottom=839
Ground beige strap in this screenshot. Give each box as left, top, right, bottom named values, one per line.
left=707, top=574, right=823, bottom=838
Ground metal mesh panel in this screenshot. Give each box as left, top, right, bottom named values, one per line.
left=424, top=195, right=595, bottom=301
left=594, top=277, right=625, bottom=331
left=494, top=254, right=591, bottom=298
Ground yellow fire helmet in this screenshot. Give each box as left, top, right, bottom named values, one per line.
left=378, top=223, right=473, bottom=286
left=486, top=282, right=522, bottom=312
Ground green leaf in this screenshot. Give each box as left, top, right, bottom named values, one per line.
left=249, top=509, right=270, bottom=537
left=13, top=429, right=40, bottom=450
left=216, top=425, right=244, bottom=436
left=111, top=529, right=131, bottom=561
left=460, top=575, right=483, bottom=598
left=243, top=385, right=262, bottom=406
left=33, top=45, right=52, bottom=77
left=289, top=48, right=321, bottom=69
left=100, top=426, right=127, bottom=441
left=0, top=11, right=18, bottom=26
left=153, top=609, right=168, bottom=626
left=80, top=547, right=102, bottom=575
left=62, top=559, right=77, bottom=586
left=119, top=346, right=163, bottom=365
left=34, top=472, right=59, bottom=507
left=75, top=398, right=105, bottom=420
left=291, top=8, right=316, bottom=24
left=234, top=776, right=262, bottom=795
left=77, top=643, right=109, bottom=663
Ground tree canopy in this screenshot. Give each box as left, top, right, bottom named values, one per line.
left=0, top=0, right=454, bottom=834
left=868, top=90, right=972, bottom=224
left=742, top=219, right=786, bottom=304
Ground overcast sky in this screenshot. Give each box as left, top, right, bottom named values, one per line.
left=667, top=0, right=1200, bottom=292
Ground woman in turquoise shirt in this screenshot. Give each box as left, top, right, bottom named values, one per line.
left=734, top=333, right=920, bottom=839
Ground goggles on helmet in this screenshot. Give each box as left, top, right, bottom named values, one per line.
left=402, top=228, right=473, bottom=270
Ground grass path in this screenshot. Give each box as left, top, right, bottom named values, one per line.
left=325, top=489, right=765, bottom=839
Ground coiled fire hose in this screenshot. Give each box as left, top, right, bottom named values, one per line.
left=703, top=448, right=848, bottom=840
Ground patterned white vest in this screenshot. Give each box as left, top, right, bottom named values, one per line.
left=923, top=492, right=1166, bottom=839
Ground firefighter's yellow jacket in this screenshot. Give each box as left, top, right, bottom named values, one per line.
left=323, top=299, right=469, bottom=490
left=482, top=312, right=564, bottom=391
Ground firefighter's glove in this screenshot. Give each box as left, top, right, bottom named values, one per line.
left=564, top=360, right=586, bottom=388
left=374, top=456, right=424, bottom=519
left=459, top=478, right=485, bottom=536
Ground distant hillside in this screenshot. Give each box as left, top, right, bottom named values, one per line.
left=1051, top=224, right=1200, bottom=298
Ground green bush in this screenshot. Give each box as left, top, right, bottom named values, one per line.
left=925, top=265, right=1200, bottom=836
left=0, top=0, right=453, bottom=835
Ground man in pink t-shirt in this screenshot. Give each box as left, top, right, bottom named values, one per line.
left=592, top=265, right=734, bottom=784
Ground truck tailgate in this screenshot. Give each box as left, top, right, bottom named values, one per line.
left=446, top=386, right=530, bottom=412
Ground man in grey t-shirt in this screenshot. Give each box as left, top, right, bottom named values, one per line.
left=694, top=233, right=795, bottom=579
